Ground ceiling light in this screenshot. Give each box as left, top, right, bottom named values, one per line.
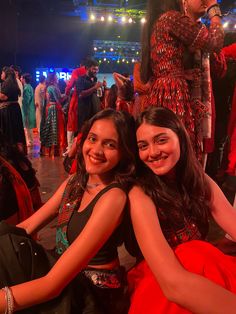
left=90, top=14, right=95, bottom=21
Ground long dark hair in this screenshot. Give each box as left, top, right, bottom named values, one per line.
left=68, top=109, right=137, bottom=200
left=120, top=80, right=134, bottom=101
left=1, top=66, right=21, bottom=97
left=141, top=0, right=181, bottom=83
left=106, top=84, right=118, bottom=109
left=136, top=107, right=211, bottom=237
left=22, top=73, right=32, bottom=84
left=46, top=72, right=57, bottom=87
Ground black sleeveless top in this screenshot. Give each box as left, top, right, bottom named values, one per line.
left=67, top=183, right=125, bottom=265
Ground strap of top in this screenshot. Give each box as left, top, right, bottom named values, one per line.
left=82, top=183, right=123, bottom=213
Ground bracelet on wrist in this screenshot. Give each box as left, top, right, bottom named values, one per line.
left=207, top=3, right=219, bottom=13
left=207, top=4, right=222, bottom=19
left=2, top=287, right=14, bottom=314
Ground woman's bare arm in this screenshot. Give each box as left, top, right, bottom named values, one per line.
left=129, top=186, right=236, bottom=314
left=0, top=187, right=126, bottom=312
left=113, top=73, right=129, bottom=89
left=17, top=178, right=70, bottom=235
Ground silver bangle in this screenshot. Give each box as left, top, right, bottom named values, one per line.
left=2, top=287, right=14, bottom=314
left=208, top=5, right=222, bottom=19
left=225, top=233, right=235, bottom=241
left=2, top=287, right=8, bottom=314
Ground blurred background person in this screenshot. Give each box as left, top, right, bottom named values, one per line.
left=76, top=58, right=104, bottom=132
left=140, top=0, right=224, bottom=163
left=105, top=84, right=118, bottom=109
left=10, top=65, right=23, bottom=111
left=0, top=131, right=41, bottom=225
left=21, top=73, right=36, bottom=147
left=40, top=72, right=66, bottom=156
left=0, top=66, right=26, bottom=153
left=65, top=63, right=86, bottom=152
left=34, top=75, right=46, bottom=134
left=113, top=72, right=134, bottom=114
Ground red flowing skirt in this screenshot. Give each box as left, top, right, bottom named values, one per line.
left=67, top=92, right=79, bottom=132
left=128, top=240, right=236, bottom=314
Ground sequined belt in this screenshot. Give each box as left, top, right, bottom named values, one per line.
left=0, top=101, right=18, bottom=110
left=155, top=71, right=185, bottom=79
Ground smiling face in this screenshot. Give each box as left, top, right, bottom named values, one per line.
left=82, top=118, right=121, bottom=180
left=137, top=122, right=181, bottom=177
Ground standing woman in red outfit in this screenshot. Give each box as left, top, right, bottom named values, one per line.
left=65, top=65, right=86, bottom=151
left=140, top=0, right=224, bottom=162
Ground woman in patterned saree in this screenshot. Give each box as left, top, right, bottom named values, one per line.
left=140, top=0, right=224, bottom=162
left=40, top=72, right=66, bottom=156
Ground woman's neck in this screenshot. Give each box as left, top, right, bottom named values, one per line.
left=87, top=173, right=115, bottom=187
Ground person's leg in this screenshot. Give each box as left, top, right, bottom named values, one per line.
left=67, top=131, right=74, bottom=151
left=24, top=128, right=34, bottom=146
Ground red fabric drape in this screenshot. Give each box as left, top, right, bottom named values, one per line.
left=0, top=155, right=34, bottom=222
left=128, top=240, right=236, bottom=314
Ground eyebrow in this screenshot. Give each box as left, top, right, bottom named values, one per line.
left=137, top=132, right=168, bottom=143
left=88, top=132, right=118, bottom=143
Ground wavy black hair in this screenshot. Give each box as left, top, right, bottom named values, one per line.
left=1, top=66, right=21, bottom=97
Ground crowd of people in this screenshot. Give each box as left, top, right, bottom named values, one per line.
left=0, top=0, right=236, bottom=313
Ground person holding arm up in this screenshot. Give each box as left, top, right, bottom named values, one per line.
left=113, top=72, right=134, bottom=114
left=140, top=0, right=224, bottom=161
left=0, top=108, right=136, bottom=314
left=128, top=106, right=236, bottom=314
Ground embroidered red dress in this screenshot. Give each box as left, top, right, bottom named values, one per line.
left=146, top=11, right=224, bottom=158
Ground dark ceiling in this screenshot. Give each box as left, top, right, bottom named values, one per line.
left=2, top=0, right=147, bottom=15
left=3, top=0, right=235, bottom=16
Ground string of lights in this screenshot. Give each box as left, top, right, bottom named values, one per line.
left=92, top=39, right=140, bottom=65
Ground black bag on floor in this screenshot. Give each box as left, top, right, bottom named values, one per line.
left=0, top=221, right=73, bottom=313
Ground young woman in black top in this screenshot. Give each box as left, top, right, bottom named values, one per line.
left=0, top=109, right=136, bottom=314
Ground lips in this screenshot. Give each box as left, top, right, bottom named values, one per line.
left=147, top=156, right=168, bottom=168
left=88, top=154, right=105, bottom=164
left=148, top=156, right=168, bottom=163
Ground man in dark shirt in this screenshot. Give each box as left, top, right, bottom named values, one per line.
left=76, top=59, right=104, bottom=132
